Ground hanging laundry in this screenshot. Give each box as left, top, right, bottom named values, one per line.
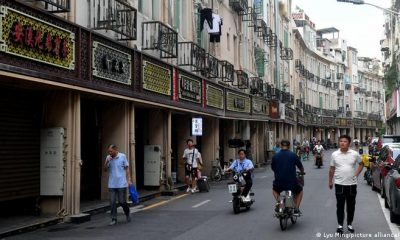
left=200, top=8, right=213, bottom=31
left=209, top=14, right=222, bottom=43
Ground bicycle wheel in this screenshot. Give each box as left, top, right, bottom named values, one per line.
left=211, top=168, right=222, bottom=181
left=291, top=215, right=297, bottom=224
left=279, top=217, right=288, bottom=231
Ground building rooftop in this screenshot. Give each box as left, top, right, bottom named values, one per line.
left=317, top=27, right=340, bottom=35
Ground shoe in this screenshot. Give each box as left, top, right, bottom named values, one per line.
left=193, top=188, right=199, bottom=193
left=109, top=219, right=117, bottom=226
left=348, top=225, right=355, bottom=233
left=337, top=226, right=343, bottom=235
left=294, top=208, right=302, bottom=215
left=126, top=214, right=131, bottom=223
left=274, top=203, right=279, bottom=212
left=241, top=196, right=246, bottom=202
left=186, top=187, right=192, bottom=193
left=244, top=195, right=251, bottom=202
left=228, top=200, right=233, bottom=203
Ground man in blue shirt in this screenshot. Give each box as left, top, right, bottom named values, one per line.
left=271, top=140, right=305, bottom=214
left=104, top=144, right=133, bottom=226
left=226, top=149, right=254, bottom=202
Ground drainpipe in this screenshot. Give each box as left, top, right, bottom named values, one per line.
left=274, top=0, right=280, bottom=90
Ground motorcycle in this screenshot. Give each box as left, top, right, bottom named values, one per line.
left=227, top=171, right=255, bottom=214
left=275, top=172, right=305, bottom=231
left=363, top=154, right=374, bottom=185
left=315, top=150, right=323, bottom=168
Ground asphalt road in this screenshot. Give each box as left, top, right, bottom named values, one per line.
left=7, top=150, right=400, bottom=240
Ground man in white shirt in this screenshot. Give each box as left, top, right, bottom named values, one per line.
left=182, top=139, right=201, bottom=193
left=329, top=135, right=364, bottom=234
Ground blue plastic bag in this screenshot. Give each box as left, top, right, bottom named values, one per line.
left=129, top=185, right=139, bottom=204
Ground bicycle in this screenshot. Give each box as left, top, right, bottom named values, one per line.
left=210, top=159, right=232, bottom=181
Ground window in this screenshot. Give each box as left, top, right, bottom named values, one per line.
left=227, top=33, right=230, bottom=51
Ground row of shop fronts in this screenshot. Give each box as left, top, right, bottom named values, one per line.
left=0, top=0, right=382, bottom=220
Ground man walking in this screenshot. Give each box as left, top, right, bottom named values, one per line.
left=329, top=135, right=364, bottom=234
left=104, top=144, right=132, bottom=226
left=182, top=139, right=201, bottom=193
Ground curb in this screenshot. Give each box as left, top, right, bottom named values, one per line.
left=0, top=184, right=187, bottom=238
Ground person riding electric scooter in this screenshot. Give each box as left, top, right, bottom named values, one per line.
left=225, top=149, right=254, bottom=202
left=272, top=140, right=305, bottom=214
left=313, top=141, right=325, bottom=167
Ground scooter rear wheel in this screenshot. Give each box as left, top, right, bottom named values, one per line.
left=233, top=198, right=240, bottom=214
left=291, top=215, right=297, bottom=224
left=280, top=217, right=288, bottom=231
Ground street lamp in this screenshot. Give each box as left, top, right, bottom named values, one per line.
left=337, top=0, right=400, bottom=16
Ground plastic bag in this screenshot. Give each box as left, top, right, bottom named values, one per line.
left=129, top=185, right=139, bottom=204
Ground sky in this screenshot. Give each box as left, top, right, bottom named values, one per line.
left=292, top=0, right=391, bottom=59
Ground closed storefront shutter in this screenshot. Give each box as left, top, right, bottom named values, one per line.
left=0, top=90, right=41, bottom=202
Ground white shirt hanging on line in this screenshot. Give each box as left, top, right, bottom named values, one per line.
left=208, top=13, right=221, bottom=34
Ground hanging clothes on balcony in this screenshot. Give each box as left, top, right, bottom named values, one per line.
left=200, top=8, right=213, bottom=31
left=209, top=13, right=222, bottom=43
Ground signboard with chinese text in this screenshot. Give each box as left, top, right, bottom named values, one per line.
left=192, top=118, right=203, bottom=136
left=92, top=41, right=131, bottom=84
left=206, top=84, right=224, bottom=109
left=226, top=92, right=250, bottom=113
left=0, top=6, right=75, bottom=69
left=179, top=75, right=201, bottom=103
left=142, top=60, right=171, bottom=95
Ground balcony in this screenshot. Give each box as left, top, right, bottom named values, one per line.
left=263, top=83, right=272, bottom=99
left=309, top=73, right=314, bottom=81
left=265, top=28, right=278, bottom=47
left=178, top=42, right=206, bottom=72
left=21, top=0, right=70, bottom=12
left=219, top=60, right=235, bottom=83
left=250, top=77, right=264, bottom=95
left=345, top=84, right=351, bottom=90
left=346, top=111, right=352, bottom=118
left=354, top=86, right=359, bottom=94
left=271, top=88, right=281, bottom=101
left=326, top=81, right=332, bottom=88
left=142, top=21, right=177, bottom=58
left=234, top=70, right=249, bottom=89
left=365, top=91, right=372, bottom=97
left=338, top=107, right=344, bottom=113
left=381, top=39, right=389, bottom=52
left=280, top=48, right=293, bottom=60
left=334, top=82, right=339, bottom=89
left=257, top=20, right=268, bottom=38
left=92, top=0, right=137, bottom=40
left=295, top=59, right=302, bottom=70
left=372, top=91, right=378, bottom=98
left=229, top=0, right=248, bottom=14
left=338, top=90, right=344, bottom=96
left=337, top=73, right=343, bottom=79
left=204, top=53, right=220, bottom=78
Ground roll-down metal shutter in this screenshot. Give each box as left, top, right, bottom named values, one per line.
left=0, top=91, right=41, bottom=202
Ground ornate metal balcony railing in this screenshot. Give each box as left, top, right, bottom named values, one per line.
left=337, top=73, right=343, bottom=79
left=346, top=111, right=352, bottom=118
left=229, top=0, right=248, bottom=14
left=204, top=53, right=219, bottom=78
left=178, top=42, right=206, bottom=72
left=265, top=29, right=278, bottom=47
left=92, top=0, right=137, bottom=40
left=21, top=0, right=70, bottom=12
left=263, top=83, right=272, bottom=99
left=234, top=70, right=249, bottom=89
left=219, top=60, right=235, bottom=83
left=256, top=20, right=267, bottom=38
left=295, top=59, right=302, bottom=70
left=334, top=82, right=339, bottom=89
left=338, top=90, right=344, bottom=96
left=280, top=48, right=293, bottom=60
left=142, top=21, right=178, bottom=58
left=250, top=77, right=263, bottom=95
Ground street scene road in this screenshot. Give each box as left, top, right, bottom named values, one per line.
left=8, top=150, right=400, bottom=240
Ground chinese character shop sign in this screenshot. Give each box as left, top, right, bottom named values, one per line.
left=179, top=75, right=201, bottom=103
left=142, top=60, right=171, bottom=95
left=0, top=6, right=75, bottom=69
left=92, top=41, right=131, bottom=84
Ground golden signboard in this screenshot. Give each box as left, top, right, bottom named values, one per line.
left=226, top=92, right=250, bottom=113
left=206, top=85, right=224, bottom=109
left=142, top=60, right=171, bottom=95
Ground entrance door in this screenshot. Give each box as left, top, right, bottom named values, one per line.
left=80, top=100, right=102, bottom=201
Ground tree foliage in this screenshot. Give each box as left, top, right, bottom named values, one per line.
left=385, top=63, right=398, bottom=99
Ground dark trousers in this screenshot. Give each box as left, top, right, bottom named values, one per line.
left=335, top=184, right=357, bottom=226
left=109, top=188, right=130, bottom=220
left=242, top=178, right=253, bottom=197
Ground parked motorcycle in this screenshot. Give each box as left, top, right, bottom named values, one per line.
left=363, top=154, right=373, bottom=185
left=227, top=171, right=254, bottom=214
left=275, top=172, right=305, bottom=231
